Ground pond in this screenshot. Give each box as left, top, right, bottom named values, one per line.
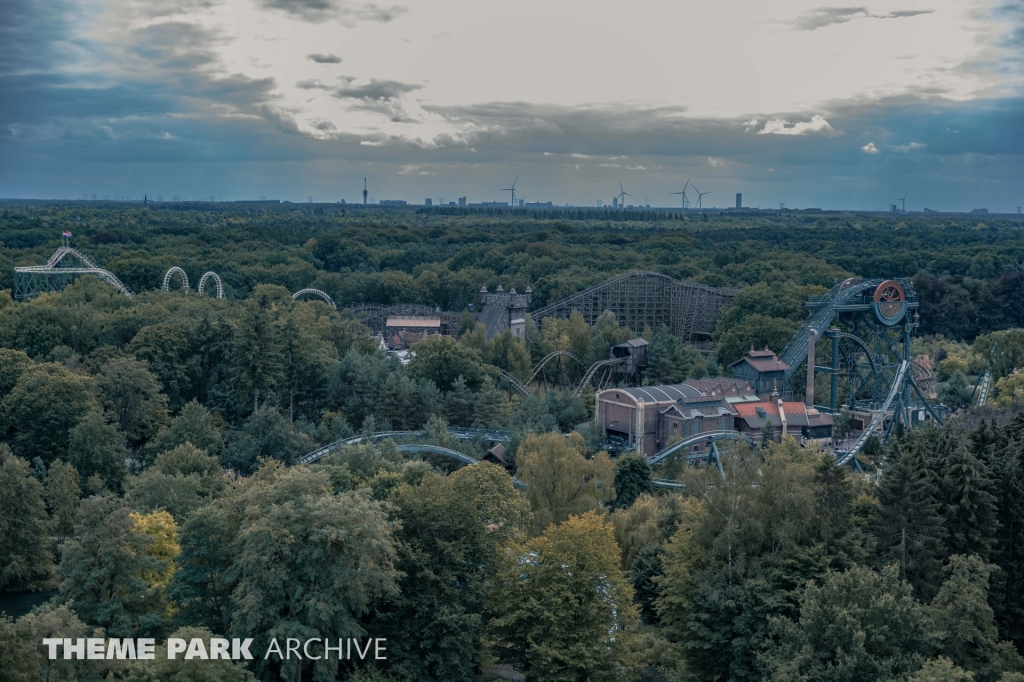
left=0, top=590, right=58, bottom=619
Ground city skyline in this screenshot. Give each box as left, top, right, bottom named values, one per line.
left=1, top=0, right=1021, bottom=211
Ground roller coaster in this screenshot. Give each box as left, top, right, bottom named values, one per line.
left=778, top=278, right=946, bottom=466
left=530, top=271, right=737, bottom=345
left=300, top=427, right=684, bottom=489
left=159, top=267, right=226, bottom=299
left=292, top=288, right=336, bottom=308
left=14, top=247, right=132, bottom=300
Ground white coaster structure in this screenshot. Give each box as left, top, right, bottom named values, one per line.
left=197, top=271, right=224, bottom=298
left=292, top=288, right=336, bottom=309
left=14, top=246, right=132, bottom=300
left=162, top=266, right=190, bottom=292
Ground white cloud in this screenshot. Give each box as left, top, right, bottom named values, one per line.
left=398, top=164, right=432, bottom=174
left=893, top=141, right=926, bottom=152
left=861, top=142, right=879, bottom=153
left=758, top=115, right=836, bottom=135
left=626, top=165, right=646, bottom=170
left=707, top=156, right=726, bottom=167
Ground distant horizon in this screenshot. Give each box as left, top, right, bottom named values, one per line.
left=2, top=1, right=1021, bottom=210
left=2, top=196, right=1021, bottom=216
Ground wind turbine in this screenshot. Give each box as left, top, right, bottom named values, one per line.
left=669, top=179, right=691, bottom=210
left=616, top=180, right=631, bottom=208
left=501, top=175, right=519, bottom=207
left=692, top=184, right=713, bottom=210
left=895, top=191, right=908, bottom=213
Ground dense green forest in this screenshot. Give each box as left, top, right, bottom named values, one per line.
left=3, top=203, right=1024, bottom=681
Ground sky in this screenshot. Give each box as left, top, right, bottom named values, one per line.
left=0, top=0, right=1021, bottom=211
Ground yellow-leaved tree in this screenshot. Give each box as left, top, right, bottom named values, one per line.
left=515, top=431, right=613, bottom=536
left=486, top=510, right=639, bottom=681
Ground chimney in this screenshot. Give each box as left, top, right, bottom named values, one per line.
left=777, top=393, right=787, bottom=442
left=806, top=328, right=816, bottom=408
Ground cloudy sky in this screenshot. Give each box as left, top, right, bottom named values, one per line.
left=1, top=0, right=1021, bottom=210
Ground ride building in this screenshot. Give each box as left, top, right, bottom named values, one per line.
left=596, top=380, right=751, bottom=456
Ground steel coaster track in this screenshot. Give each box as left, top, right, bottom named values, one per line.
left=834, top=360, right=909, bottom=467
left=779, top=281, right=877, bottom=381
left=496, top=370, right=531, bottom=398
left=647, top=430, right=755, bottom=466
left=572, top=357, right=627, bottom=397
left=16, top=247, right=133, bottom=298
left=300, top=427, right=514, bottom=464
left=976, top=371, right=992, bottom=407
left=526, top=352, right=587, bottom=385
left=292, top=288, right=336, bottom=308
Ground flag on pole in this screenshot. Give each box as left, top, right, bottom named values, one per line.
left=62, top=230, right=72, bottom=238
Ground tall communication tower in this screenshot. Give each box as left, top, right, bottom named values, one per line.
left=363, top=178, right=368, bottom=205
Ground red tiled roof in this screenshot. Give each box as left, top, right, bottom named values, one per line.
left=734, top=401, right=808, bottom=418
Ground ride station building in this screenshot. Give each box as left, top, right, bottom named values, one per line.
left=595, top=382, right=742, bottom=457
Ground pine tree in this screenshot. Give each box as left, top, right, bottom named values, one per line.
left=231, top=295, right=283, bottom=413
left=0, top=450, right=53, bottom=590
left=872, top=437, right=945, bottom=600
left=68, top=410, right=127, bottom=494
left=938, top=426, right=999, bottom=562
left=992, top=437, right=1024, bottom=650
left=612, top=453, right=655, bottom=510
left=45, top=460, right=81, bottom=545
left=813, top=453, right=853, bottom=558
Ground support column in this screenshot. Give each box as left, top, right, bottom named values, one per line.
left=806, top=328, right=817, bottom=408
left=902, top=324, right=913, bottom=430
left=827, top=330, right=840, bottom=411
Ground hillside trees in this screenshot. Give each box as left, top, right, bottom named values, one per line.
left=58, top=496, right=171, bottom=637
left=0, top=450, right=52, bottom=590
left=0, top=363, right=97, bottom=463
left=169, top=463, right=400, bottom=682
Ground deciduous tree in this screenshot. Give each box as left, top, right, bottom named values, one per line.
left=486, top=511, right=638, bottom=682
left=95, top=356, right=168, bottom=443
left=68, top=410, right=128, bottom=494
left=515, top=432, right=613, bottom=536
left=0, top=450, right=52, bottom=590
left=0, top=363, right=97, bottom=464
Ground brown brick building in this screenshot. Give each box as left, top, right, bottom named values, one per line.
left=595, top=383, right=738, bottom=456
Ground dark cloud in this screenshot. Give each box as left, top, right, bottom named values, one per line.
left=333, top=79, right=421, bottom=100
left=258, top=0, right=406, bottom=24
left=793, top=7, right=866, bottom=30
left=793, top=6, right=934, bottom=30
left=307, top=53, right=342, bottom=63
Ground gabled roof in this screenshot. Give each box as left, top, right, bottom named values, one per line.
left=614, top=384, right=704, bottom=403
left=729, top=347, right=790, bottom=373
left=684, top=377, right=757, bottom=396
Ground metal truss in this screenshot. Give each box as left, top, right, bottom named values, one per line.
left=14, top=247, right=132, bottom=301
left=529, top=271, right=738, bottom=344
left=197, top=272, right=224, bottom=298
left=162, top=267, right=190, bottom=291
left=292, top=288, right=336, bottom=308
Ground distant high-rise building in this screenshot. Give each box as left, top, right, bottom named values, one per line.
left=971, top=208, right=989, bottom=214
left=736, top=193, right=742, bottom=208
left=612, top=197, right=618, bottom=208
left=363, top=178, right=368, bottom=205
left=458, top=197, right=466, bottom=206
left=425, top=198, right=432, bottom=206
